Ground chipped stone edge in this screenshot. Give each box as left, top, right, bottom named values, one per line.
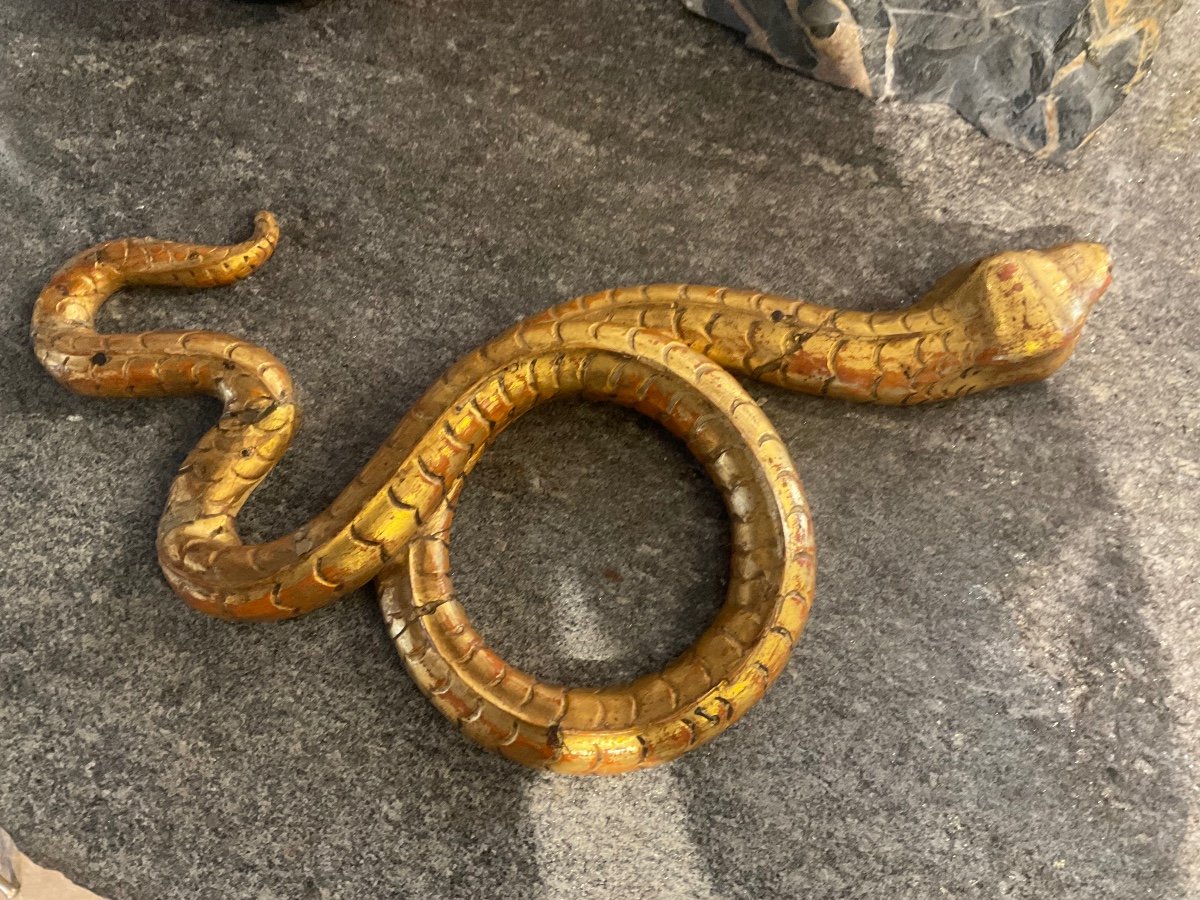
left=0, top=828, right=108, bottom=900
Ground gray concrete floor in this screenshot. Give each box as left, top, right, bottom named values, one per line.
left=1, top=2, right=1197, bottom=898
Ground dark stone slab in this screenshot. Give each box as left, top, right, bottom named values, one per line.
left=683, top=0, right=1182, bottom=159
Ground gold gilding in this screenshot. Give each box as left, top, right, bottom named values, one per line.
left=32, top=214, right=1109, bottom=774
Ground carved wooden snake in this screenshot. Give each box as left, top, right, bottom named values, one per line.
left=31, top=213, right=1111, bottom=774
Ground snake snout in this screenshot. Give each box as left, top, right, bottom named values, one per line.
left=969, top=242, right=1112, bottom=388
left=1044, top=241, right=1113, bottom=318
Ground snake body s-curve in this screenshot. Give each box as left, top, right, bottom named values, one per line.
left=32, top=213, right=1111, bottom=774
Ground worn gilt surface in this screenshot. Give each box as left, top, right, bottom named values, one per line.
left=30, top=214, right=1111, bottom=775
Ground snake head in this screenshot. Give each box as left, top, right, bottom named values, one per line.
left=965, top=241, right=1112, bottom=387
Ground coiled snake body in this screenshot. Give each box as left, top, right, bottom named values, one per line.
left=32, top=214, right=1111, bottom=774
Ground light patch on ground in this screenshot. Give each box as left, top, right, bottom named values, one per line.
left=552, top=571, right=625, bottom=662
left=525, top=769, right=721, bottom=899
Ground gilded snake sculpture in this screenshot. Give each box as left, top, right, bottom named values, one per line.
left=32, top=213, right=1111, bottom=775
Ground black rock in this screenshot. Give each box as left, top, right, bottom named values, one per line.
left=682, top=0, right=1182, bottom=160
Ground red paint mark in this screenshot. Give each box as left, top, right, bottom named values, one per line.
left=786, top=352, right=830, bottom=380
left=838, top=368, right=876, bottom=392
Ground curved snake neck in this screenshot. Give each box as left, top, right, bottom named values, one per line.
left=31, top=213, right=1110, bottom=774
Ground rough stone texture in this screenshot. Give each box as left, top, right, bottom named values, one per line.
left=682, top=0, right=1182, bottom=160
left=0, top=1, right=1197, bottom=898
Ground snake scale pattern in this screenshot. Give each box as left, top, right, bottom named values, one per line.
left=31, top=213, right=1111, bottom=774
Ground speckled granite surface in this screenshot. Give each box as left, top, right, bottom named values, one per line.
left=0, top=2, right=1197, bottom=898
